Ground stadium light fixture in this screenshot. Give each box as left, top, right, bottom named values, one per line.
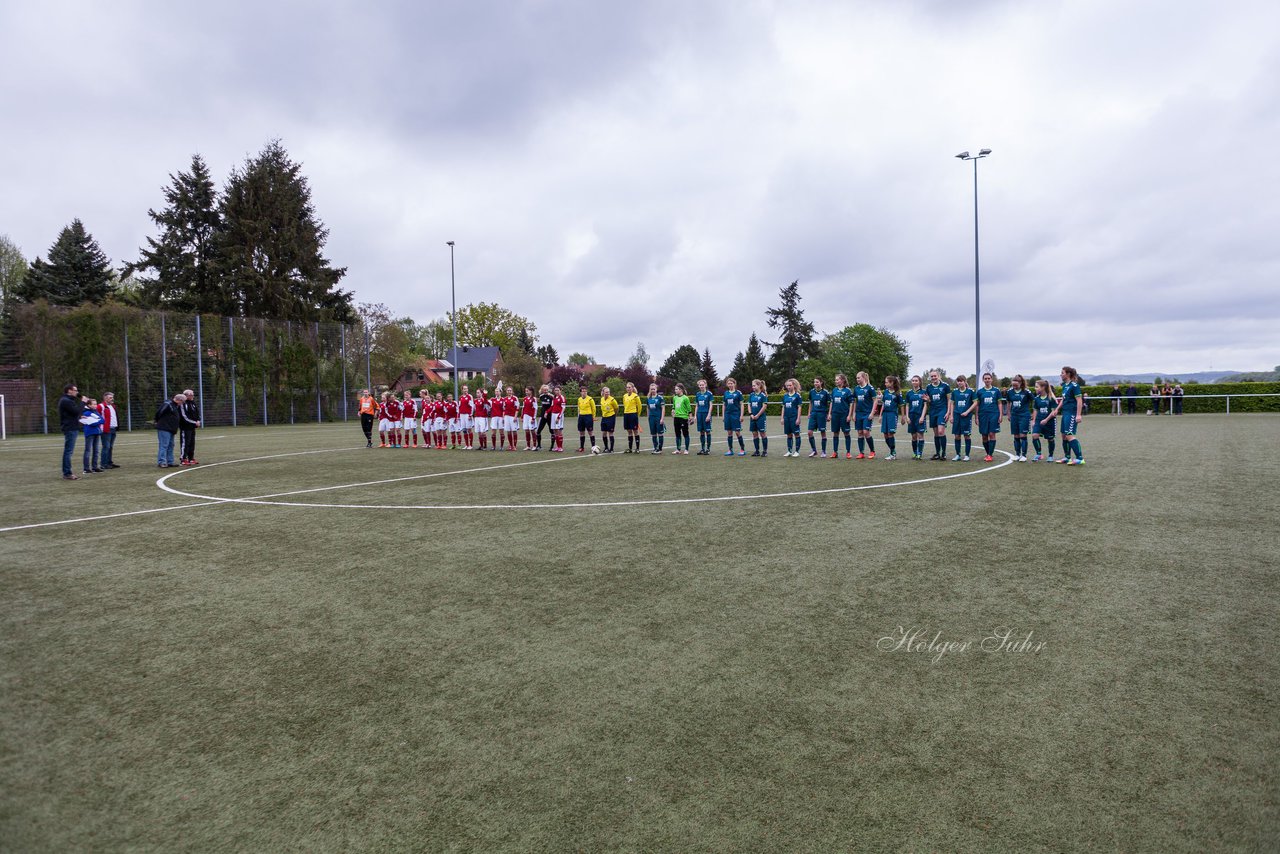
left=955, top=149, right=991, bottom=382
left=446, top=241, right=459, bottom=402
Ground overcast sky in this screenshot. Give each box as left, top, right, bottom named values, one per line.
left=3, top=0, right=1277, bottom=376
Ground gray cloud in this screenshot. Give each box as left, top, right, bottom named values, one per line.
left=2, top=0, right=1277, bottom=377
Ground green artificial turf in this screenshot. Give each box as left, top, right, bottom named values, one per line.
left=1, top=415, right=1277, bottom=851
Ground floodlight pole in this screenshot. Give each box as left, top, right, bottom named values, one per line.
left=956, top=149, right=991, bottom=382
left=447, top=241, right=459, bottom=402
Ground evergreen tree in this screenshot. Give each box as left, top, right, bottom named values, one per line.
left=125, top=154, right=224, bottom=313
left=15, top=219, right=115, bottom=306
left=728, top=333, right=769, bottom=385
left=217, top=140, right=353, bottom=322
left=515, top=326, right=536, bottom=357
left=657, top=344, right=700, bottom=379
left=535, top=344, right=560, bottom=367
left=764, top=280, right=819, bottom=386
left=0, top=234, right=28, bottom=315
left=699, top=347, right=720, bottom=389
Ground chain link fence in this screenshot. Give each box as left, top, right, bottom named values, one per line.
left=0, top=303, right=374, bottom=435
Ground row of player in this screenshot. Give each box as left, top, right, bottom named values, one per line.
left=356, top=366, right=1087, bottom=464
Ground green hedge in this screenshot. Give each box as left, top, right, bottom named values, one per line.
left=1081, top=383, right=1280, bottom=414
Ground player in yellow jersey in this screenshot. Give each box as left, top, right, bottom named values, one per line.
left=622, top=381, right=644, bottom=453
left=576, top=384, right=598, bottom=453
left=599, top=386, right=619, bottom=453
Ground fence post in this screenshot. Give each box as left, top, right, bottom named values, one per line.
left=365, top=326, right=372, bottom=390
left=123, top=325, right=132, bottom=431
left=161, top=313, right=169, bottom=401
left=229, top=317, right=237, bottom=427
left=195, top=315, right=205, bottom=424
left=1227, top=395, right=1231, bottom=415
left=261, top=323, right=268, bottom=427
left=341, top=324, right=348, bottom=421
left=40, top=356, right=48, bottom=435
left=287, top=322, right=295, bottom=425
left=315, top=320, right=322, bottom=423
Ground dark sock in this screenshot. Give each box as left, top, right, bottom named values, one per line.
left=1049, top=439, right=1057, bottom=456
left=857, top=437, right=865, bottom=454
left=738, top=436, right=744, bottom=450
left=867, top=437, right=875, bottom=453
left=964, top=438, right=972, bottom=455
left=886, top=436, right=895, bottom=453
left=809, top=435, right=816, bottom=452
left=753, top=437, right=760, bottom=452
left=761, top=437, right=768, bottom=452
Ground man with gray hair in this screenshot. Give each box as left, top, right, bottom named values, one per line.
left=154, top=392, right=184, bottom=468
left=179, top=388, right=202, bottom=466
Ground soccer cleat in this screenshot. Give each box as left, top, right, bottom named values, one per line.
left=63, top=473, right=79, bottom=480
left=1031, top=454, right=1042, bottom=462
left=1056, top=457, right=1069, bottom=464
left=576, top=448, right=585, bottom=453
left=952, top=454, right=962, bottom=461
left=725, top=450, right=735, bottom=456
left=751, top=451, right=760, bottom=457
left=829, top=452, right=838, bottom=459
left=868, top=451, right=876, bottom=459
left=808, top=451, right=818, bottom=458
left=984, top=455, right=993, bottom=462
left=962, top=455, right=970, bottom=461
left=651, top=449, right=662, bottom=454
left=761, top=451, right=768, bottom=457
left=1068, top=458, right=1084, bottom=465
left=885, top=454, right=896, bottom=461
left=673, top=449, right=682, bottom=454
left=855, top=453, right=865, bottom=459
left=846, top=452, right=854, bottom=459
left=738, top=451, right=746, bottom=456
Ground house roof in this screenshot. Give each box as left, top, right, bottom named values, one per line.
left=446, top=346, right=501, bottom=371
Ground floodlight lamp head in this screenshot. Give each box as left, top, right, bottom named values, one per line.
left=955, top=151, right=970, bottom=159
left=978, top=148, right=992, bottom=156
left=446, top=240, right=455, bottom=246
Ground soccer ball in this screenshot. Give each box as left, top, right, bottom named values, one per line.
left=590, top=445, right=602, bottom=455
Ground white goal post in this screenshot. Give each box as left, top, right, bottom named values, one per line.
left=1, top=394, right=6, bottom=441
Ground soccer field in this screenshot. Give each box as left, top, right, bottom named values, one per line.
left=2, top=415, right=1277, bottom=851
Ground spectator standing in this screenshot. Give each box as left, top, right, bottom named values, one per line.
left=1162, top=384, right=1174, bottom=415
left=155, top=393, right=184, bottom=467
left=57, top=383, right=85, bottom=480
left=81, top=399, right=104, bottom=474
left=1173, top=384, right=1184, bottom=415
left=1150, top=384, right=1161, bottom=415
left=1111, top=384, right=1121, bottom=415
left=179, top=389, right=202, bottom=465
left=99, top=392, right=120, bottom=468
left=1126, top=383, right=1138, bottom=414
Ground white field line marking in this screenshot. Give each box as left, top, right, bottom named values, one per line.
left=0, top=447, right=583, bottom=533
left=157, top=446, right=1017, bottom=510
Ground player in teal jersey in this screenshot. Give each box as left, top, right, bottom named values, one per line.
left=806, top=377, right=832, bottom=457
left=748, top=379, right=769, bottom=456
left=722, top=378, right=746, bottom=456
left=875, top=375, right=902, bottom=460
left=1004, top=374, right=1034, bottom=461
left=645, top=383, right=666, bottom=454
left=694, top=379, right=715, bottom=454
left=829, top=373, right=854, bottom=458
left=1049, top=366, right=1085, bottom=464
left=852, top=371, right=878, bottom=459
left=950, top=374, right=977, bottom=460
left=1031, top=379, right=1058, bottom=461
left=924, top=370, right=952, bottom=460
left=975, top=372, right=1003, bottom=461
left=781, top=378, right=803, bottom=457
left=905, top=375, right=928, bottom=459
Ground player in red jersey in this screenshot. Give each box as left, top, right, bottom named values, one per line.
left=444, top=394, right=460, bottom=448
left=377, top=392, right=392, bottom=447
left=474, top=391, right=491, bottom=449
left=400, top=391, right=418, bottom=447
left=503, top=389, right=519, bottom=449
left=384, top=395, right=403, bottom=447
left=458, top=384, right=475, bottom=449
left=549, top=385, right=566, bottom=452
left=421, top=395, right=436, bottom=449
left=520, top=387, right=537, bottom=450
left=417, top=389, right=433, bottom=449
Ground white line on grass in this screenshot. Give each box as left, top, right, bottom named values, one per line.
left=0, top=435, right=228, bottom=452
left=156, top=447, right=1017, bottom=510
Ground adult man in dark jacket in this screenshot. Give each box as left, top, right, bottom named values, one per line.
left=179, top=388, right=202, bottom=465
left=1125, top=384, right=1138, bottom=414
left=58, top=383, right=86, bottom=480
left=154, top=393, right=184, bottom=468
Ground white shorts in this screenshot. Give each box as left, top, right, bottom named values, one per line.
left=474, top=417, right=488, bottom=432
left=522, top=414, right=536, bottom=429
left=433, top=417, right=445, bottom=431
left=504, top=415, right=517, bottom=431
left=550, top=413, right=564, bottom=430
left=459, top=414, right=473, bottom=429
left=379, top=418, right=392, bottom=431
left=448, top=419, right=459, bottom=433
left=402, top=418, right=416, bottom=430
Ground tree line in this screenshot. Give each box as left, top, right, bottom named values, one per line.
left=1, top=140, right=352, bottom=323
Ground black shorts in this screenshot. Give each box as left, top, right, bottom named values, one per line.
left=577, top=415, right=594, bottom=432
left=601, top=415, right=616, bottom=432
left=623, top=412, right=639, bottom=431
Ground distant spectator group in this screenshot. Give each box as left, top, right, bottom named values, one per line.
left=56, top=383, right=201, bottom=479
left=1147, top=383, right=1184, bottom=415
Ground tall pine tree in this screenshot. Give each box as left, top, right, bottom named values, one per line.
left=764, top=280, right=819, bottom=386
left=217, top=140, right=353, bottom=322
left=699, top=347, right=720, bottom=389
left=15, top=219, right=115, bottom=306
left=126, top=154, right=224, bottom=313
left=729, top=333, right=769, bottom=386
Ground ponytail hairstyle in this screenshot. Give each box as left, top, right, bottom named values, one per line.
left=1011, top=374, right=1026, bottom=391
left=1061, top=365, right=1080, bottom=383
left=885, top=375, right=901, bottom=393
left=752, top=378, right=767, bottom=395
left=786, top=378, right=799, bottom=394
left=1034, top=379, right=1050, bottom=397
